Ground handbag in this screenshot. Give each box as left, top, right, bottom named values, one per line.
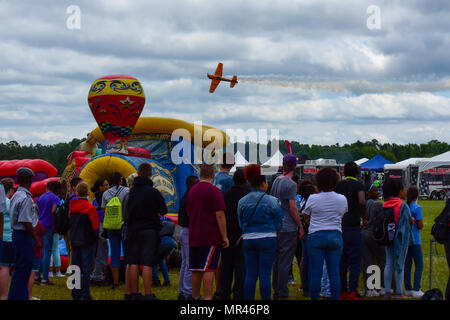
left=236, top=193, right=266, bottom=245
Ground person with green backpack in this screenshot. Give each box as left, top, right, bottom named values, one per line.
left=101, top=172, right=129, bottom=290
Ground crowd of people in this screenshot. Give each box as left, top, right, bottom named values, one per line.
left=0, top=153, right=449, bottom=300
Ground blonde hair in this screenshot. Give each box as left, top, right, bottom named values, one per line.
left=127, top=173, right=138, bottom=188
left=76, top=182, right=89, bottom=198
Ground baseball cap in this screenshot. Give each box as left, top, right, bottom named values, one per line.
left=16, top=167, right=35, bottom=177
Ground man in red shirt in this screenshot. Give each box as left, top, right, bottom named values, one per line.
left=187, top=164, right=229, bottom=300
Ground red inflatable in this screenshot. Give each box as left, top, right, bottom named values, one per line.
left=29, top=177, right=61, bottom=197
left=0, top=159, right=57, bottom=182
left=128, top=147, right=151, bottom=159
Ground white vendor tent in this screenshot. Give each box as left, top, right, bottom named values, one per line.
left=384, top=157, right=429, bottom=170
left=262, top=150, right=284, bottom=167
left=418, top=151, right=450, bottom=172
left=230, top=151, right=249, bottom=173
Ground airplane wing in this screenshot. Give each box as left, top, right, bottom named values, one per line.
left=209, top=79, right=220, bottom=93
left=214, top=63, right=223, bottom=77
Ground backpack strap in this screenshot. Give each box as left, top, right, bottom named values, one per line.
left=114, top=186, right=123, bottom=198
left=240, top=193, right=265, bottom=234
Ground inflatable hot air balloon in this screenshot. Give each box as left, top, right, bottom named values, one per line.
left=88, top=75, right=146, bottom=154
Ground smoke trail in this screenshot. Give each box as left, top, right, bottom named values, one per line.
left=239, top=77, right=450, bottom=94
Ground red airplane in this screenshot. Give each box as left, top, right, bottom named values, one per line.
left=207, top=63, right=238, bottom=93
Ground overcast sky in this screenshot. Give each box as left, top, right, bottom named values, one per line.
left=0, top=0, right=449, bottom=146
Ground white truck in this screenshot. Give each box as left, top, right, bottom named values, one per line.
left=384, top=157, right=450, bottom=200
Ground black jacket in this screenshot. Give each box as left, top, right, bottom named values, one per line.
left=126, top=177, right=168, bottom=233
left=224, top=185, right=250, bottom=242
left=69, top=198, right=99, bottom=247
left=178, top=192, right=189, bottom=228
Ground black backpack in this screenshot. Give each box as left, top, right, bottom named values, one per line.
left=431, top=199, right=449, bottom=244
left=54, top=196, right=72, bottom=235
left=373, top=206, right=397, bottom=246
left=421, top=289, right=443, bottom=300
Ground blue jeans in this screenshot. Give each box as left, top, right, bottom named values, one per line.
left=153, top=261, right=169, bottom=282
left=301, top=237, right=310, bottom=295
left=307, top=230, right=343, bottom=300
left=39, top=227, right=54, bottom=280
left=8, top=230, right=34, bottom=300
left=153, top=236, right=175, bottom=282
left=321, top=262, right=331, bottom=297
left=50, top=233, right=61, bottom=268
left=340, top=226, right=362, bottom=294
left=404, top=245, right=423, bottom=291
left=179, top=227, right=192, bottom=297
left=242, top=237, right=277, bottom=300
left=71, top=244, right=95, bottom=299
left=384, top=245, right=407, bottom=295
left=107, top=230, right=122, bottom=268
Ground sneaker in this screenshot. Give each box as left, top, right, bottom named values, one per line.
left=411, top=290, right=424, bottom=298
left=365, top=289, right=379, bottom=298
left=288, top=280, right=297, bottom=286
left=56, top=272, right=65, bottom=277
left=40, top=280, right=54, bottom=286
left=48, top=272, right=54, bottom=278
left=162, top=280, right=170, bottom=287
left=378, top=288, right=386, bottom=295
left=178, top=293, right=186, bottom=300
left=347, top=291, right=362, bottom=300
left=30, top=296, right=40, bottom=300
left=404, top=290, right=413, bottom=296
left=111, top=283, right=119, bottom=290
left=339, top=291, right=349, bottom=300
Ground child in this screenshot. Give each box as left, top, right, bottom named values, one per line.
left=68, top=182, right=99, bottom=300
left=28, top=220, right=45, bottom=300
left=152, top=216, right=175, bottom=286
left=404, top=186, right=424, bottom=298
left=49, top=233, right=64, bottom=277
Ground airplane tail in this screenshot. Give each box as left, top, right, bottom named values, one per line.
left=230, top=75, right=238, bottom=88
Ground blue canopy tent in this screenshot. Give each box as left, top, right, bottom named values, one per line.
left=360, top=154, right=393, bottom=171
left=359, top=154, right=393, bottom=186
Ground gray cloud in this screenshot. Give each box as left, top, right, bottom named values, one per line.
left=0, top=0, right=449, bottom=146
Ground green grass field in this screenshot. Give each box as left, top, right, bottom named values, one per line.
left=30, top=200, right=448, bottom=300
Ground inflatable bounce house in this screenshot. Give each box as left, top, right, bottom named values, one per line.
left=0, top=159, right=60, bottom=201
left=62, top=75, right=228, bottom=222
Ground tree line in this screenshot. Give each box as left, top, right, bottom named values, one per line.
left=0, top=139, right=448, bottom=175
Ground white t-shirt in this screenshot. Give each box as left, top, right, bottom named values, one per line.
left=303, top=191, right=348, bottom=234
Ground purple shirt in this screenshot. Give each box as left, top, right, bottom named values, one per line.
left=37, top=192, right=60, bottom=229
